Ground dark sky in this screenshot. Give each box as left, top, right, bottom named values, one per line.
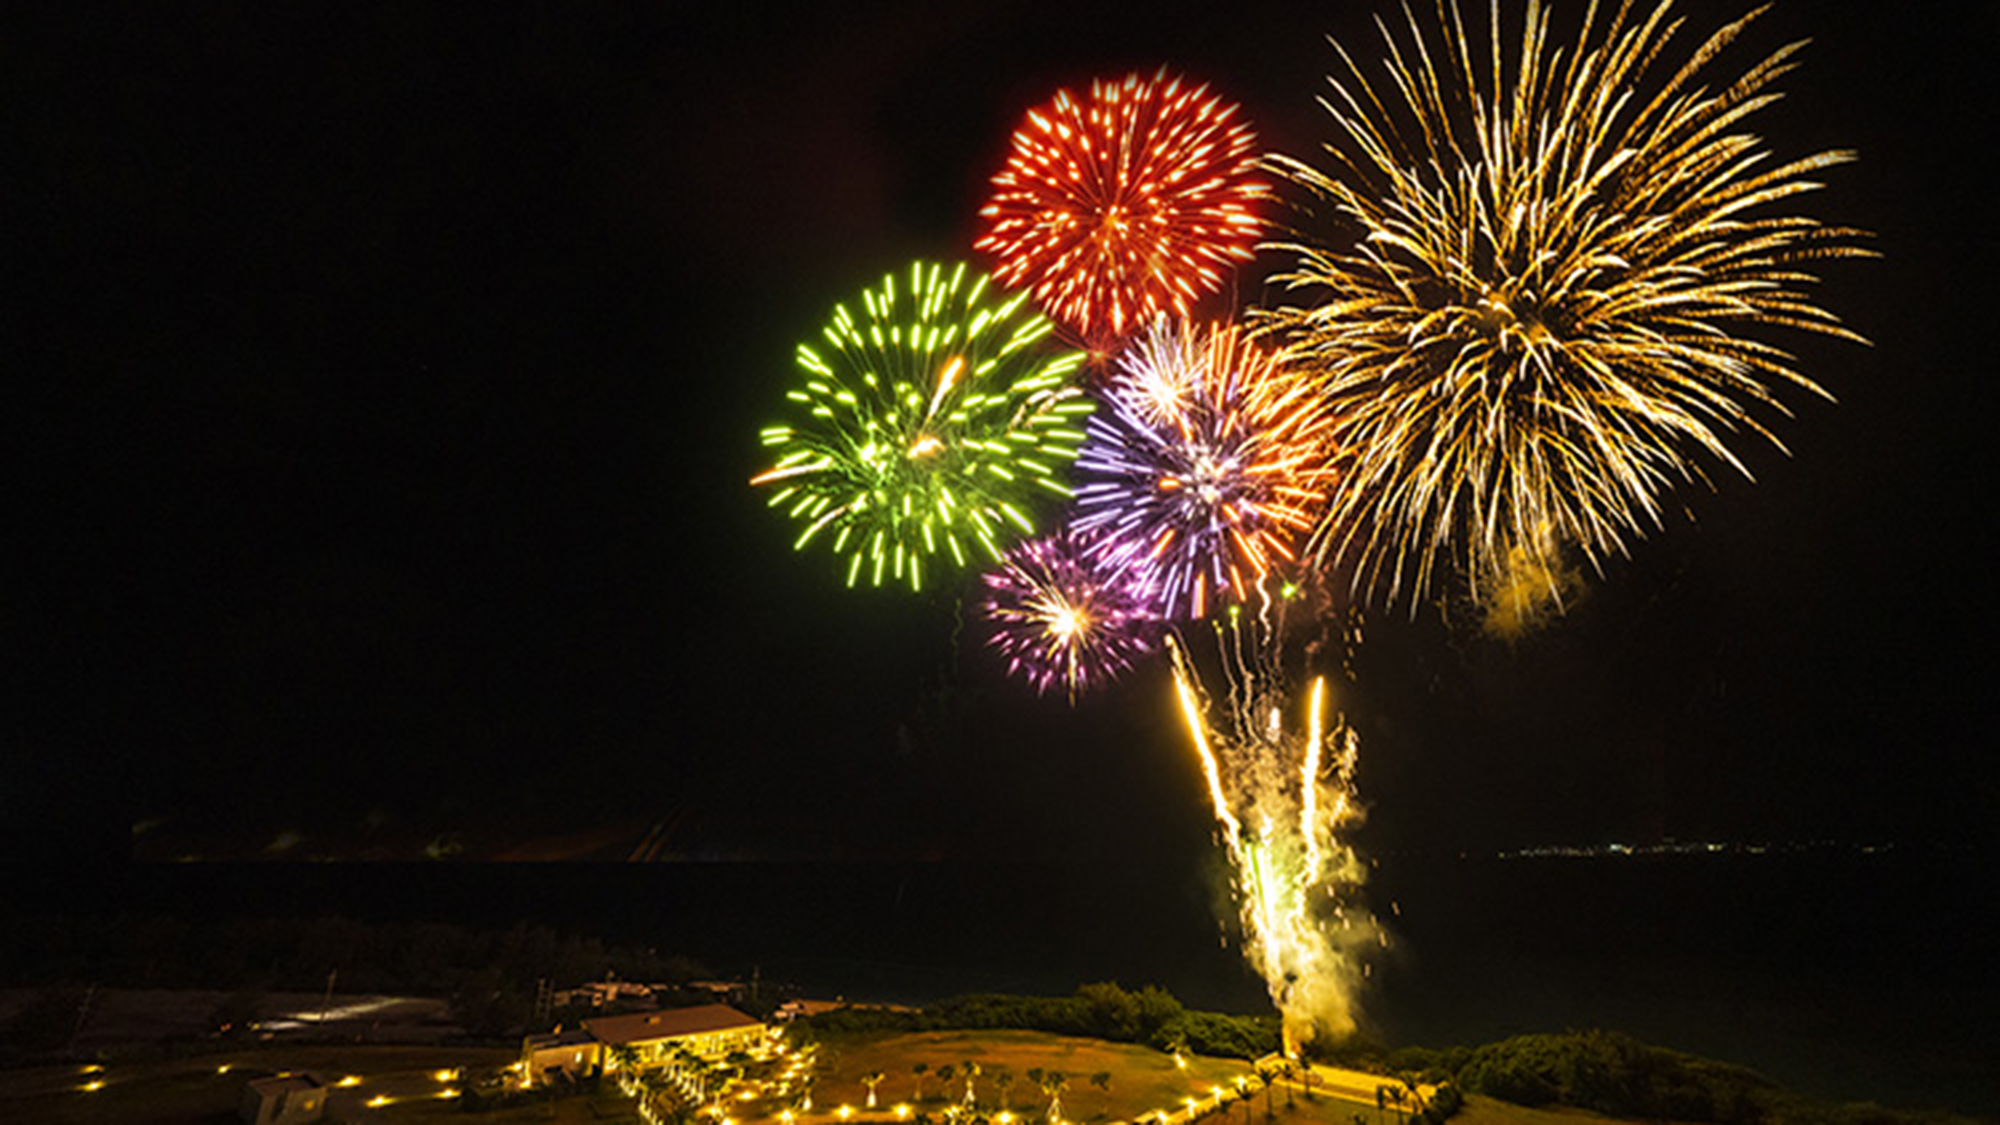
left=10, top=0, right=1997, bottom=877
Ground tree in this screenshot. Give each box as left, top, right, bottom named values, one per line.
left=993, top=1067, right=1016, bottom=1110
left=1248, top=1067, right=1273, bottom=1121
left=1396, top=1075, right=1428, bottom=1122
left=865, top=1071, right=887, bottom=1109
left=1040, top=1071, right=1069, bottom=1124
left=1378, top=1084, right=1407, bottom=1125
left=913, top=1063, right=930, bottom=1102
left=962, top=1062, right=982, bottom=1108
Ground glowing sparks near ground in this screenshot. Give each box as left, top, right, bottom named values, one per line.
left=753, top=261, right=1093, bottom=590
left=1257, top=0, right=1872, bottom=619
left=1072, top=320, right=1337, bottom=620
left=981, top=527, right=1162, bottom=698
left=977, top=70, right=1269, bottom=353
left=1167, top=628, right=1371, bottom=1052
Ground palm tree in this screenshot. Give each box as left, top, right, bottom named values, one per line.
left=1249, top=1067, right=1274, bottom=1122
left=936, top=1064, right=956, bottom=1101
left=864, top=1071, right=887, bottom=1109
left=1396, top=1075, right=1427, bottom=1122
left=992, top=1067, right=1015, bottom=1111
left=913, top=1063, right=930, bottom=1102
left=1039, top=1071, right=1068, bottom=1124
left=1376, top=1084, right=1405, bottom=1125
left=961, top=1063, right=981, bottom=1109
left=1248, top=1056, right=1280, bottom=1112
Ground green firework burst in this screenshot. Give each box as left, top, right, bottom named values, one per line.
left=752, top=260, right=1094, bottom=591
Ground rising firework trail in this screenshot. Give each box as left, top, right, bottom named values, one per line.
left=1257, top=0, right=1872, bottom=623
left=1166, top=619, right=1376, bottom=1053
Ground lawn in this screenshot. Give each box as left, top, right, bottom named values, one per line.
left=0, top=1028, right=1646, bottom=1125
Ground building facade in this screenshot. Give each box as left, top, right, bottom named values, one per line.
left=519, top=1003, right=767, bottom=1086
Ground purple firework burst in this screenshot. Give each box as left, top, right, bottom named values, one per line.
left=1071, top=320, right=1334, bottom=619
left=981, top=528, right=1162, bottom=698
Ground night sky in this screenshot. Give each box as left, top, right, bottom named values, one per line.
left=11, top=0, right=1997, bottom=888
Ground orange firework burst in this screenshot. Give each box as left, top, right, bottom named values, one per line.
left=976, top=69, right=1270, bottom=354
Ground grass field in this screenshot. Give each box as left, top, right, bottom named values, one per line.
left=804, top=1028, right=1258, bottom=1122
left=0, top=1027, right=1644, bottom=1125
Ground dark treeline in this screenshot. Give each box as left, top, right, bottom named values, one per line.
left=801, top=981, right=1282, bottom=1061
left=1360, top=1032, right=1983, bottom=1125
left=0, top=913, right=707, bottom=997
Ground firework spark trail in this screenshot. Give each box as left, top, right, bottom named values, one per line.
left=1256, top=0, right=1872, bottom=620
left=977, top=70, right=1269, bottom=356
left=751, top=261, right=1093, bottom=591
left=1166, top=624, right=1374, bottom=1053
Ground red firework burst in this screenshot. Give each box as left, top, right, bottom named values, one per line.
left=976, top=69, right=1269, bottom=354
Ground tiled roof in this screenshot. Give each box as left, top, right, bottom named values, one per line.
left=584, top=1004, right=762, bottom=1046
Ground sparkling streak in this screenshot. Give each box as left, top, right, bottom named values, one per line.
left=1300, top=676, right=1324, bottom=879
left=1166, top=623, right=1375, bottom=1052
left=1172, top=636, right=1241, bottom=844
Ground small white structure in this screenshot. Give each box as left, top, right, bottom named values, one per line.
left=240, top=1073, right=328, bottom=1125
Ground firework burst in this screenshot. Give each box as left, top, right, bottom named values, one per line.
left=752, top=261, right=1093, bottom=590
left=976, top=69, right=1270, bottom=354
left=1072, top=320, right=1338, bottom=620
left=981, top=527, right=1162, bottom=699
left=1257, top=0, right=1872, bottom=614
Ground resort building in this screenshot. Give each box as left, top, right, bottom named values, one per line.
left=519, top=1003, right=767, bottom=1086
left=585, top=1003, right=768, bottom=1068
left=521, top=1025, right=600, bottom=1086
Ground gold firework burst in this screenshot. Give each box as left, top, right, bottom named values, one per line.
left=1257, top=0, right=1873, bottom=613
